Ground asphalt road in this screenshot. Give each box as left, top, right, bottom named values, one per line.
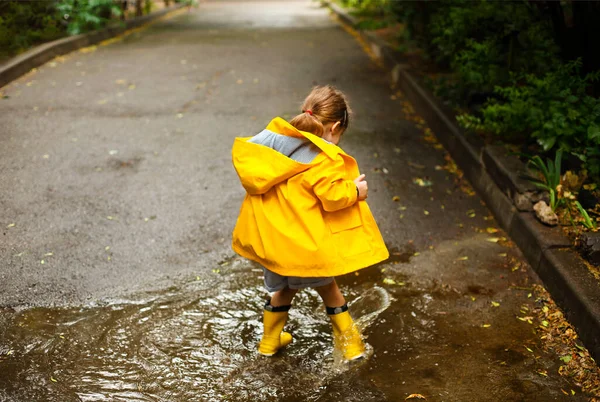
left=0, top=2, right=587, bottom=400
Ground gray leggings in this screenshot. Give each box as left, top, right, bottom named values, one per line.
left=262, top=268, right=334, bottom=292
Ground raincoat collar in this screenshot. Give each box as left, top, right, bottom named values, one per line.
left=265, top=117, right=344, bottom=161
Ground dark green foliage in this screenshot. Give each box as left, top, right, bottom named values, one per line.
left=377, top=0, right=600, bottom=184
left=1, top=0, right=129, bottom=59
left=0, top=1, right=65, bottom=59
left=56, top=0, right=122, bottom=36
left=428, top=0, right=559, bottom=104
left=458, top=60, right=600, bottom=181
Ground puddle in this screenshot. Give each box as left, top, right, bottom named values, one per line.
left=0, top=258, right=390, bottom=402
left=0, top=255, right=585, bottom=401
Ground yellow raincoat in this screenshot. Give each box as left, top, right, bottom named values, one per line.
left=232, top=117, right=389, bottom=277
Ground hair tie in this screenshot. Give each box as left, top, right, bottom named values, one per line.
left=305, top=109, right=313, bottom=116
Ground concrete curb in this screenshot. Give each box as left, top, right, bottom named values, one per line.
left=0, top=4, right=185, bottom=89
left=326, top=2, right=600, bottom=361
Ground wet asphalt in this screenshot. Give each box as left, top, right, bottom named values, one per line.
left=0, top=1, right=589, bottom=401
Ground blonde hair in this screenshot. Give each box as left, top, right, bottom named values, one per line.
left=289, top=85, right=351, bottom=137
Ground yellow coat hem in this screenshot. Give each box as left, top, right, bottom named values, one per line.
left=232, top=240, right=389, bottom=278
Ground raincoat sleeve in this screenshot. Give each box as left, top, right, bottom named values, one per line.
left=307, top=157, right=358, bottom=212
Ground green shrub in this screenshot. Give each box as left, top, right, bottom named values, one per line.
left=0, top=1, right=65, bottom=59
left=56, top=0, right=122, bottom=36
left=458, top=60, right=600, bottom=181
left=429, top=1, right=559, bottom=104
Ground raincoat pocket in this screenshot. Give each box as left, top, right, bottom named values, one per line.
left=324, top=205, right=363, bottom=233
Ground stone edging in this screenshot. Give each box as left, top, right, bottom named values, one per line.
left=0, top=4, right=186, bottom=89
left=326, top=1, right=600, bottom=361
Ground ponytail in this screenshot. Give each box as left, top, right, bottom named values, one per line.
left=289, top=111, right=325, bottom=137
left=289, top=85, right=351, bottom=137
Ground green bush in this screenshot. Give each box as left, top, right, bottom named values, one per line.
left=56, top=0, right=122, bottom=36
left=0, top=1, right=65, bottom=59
left=428, top=0, right=559, bottom=104
left=458, top=60, right=600, bottom=180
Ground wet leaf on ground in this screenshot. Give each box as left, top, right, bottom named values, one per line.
left=413, top=178, right=432, bottom=187
left=408, top=161, right=425, bottom=169
left=405, top=394, right=426, bottom=400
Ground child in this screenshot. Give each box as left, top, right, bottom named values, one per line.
left=231, top=85, right=389, bottom=361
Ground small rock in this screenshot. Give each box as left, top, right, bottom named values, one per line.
left=514, top=190, right=549, bottom=212
left=533, top=200, right=558, bottom=226
left=514, top=192, right=533, bottom=211
left=580, top=232, right=600, bottom=266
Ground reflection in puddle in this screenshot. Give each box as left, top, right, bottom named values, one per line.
left=0, top=258, right=390, bottom=401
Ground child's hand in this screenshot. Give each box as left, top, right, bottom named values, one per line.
left=354, top=174, right=368, bottom=200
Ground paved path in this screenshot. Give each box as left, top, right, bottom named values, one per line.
left=0, top=2, right=585, bottom=400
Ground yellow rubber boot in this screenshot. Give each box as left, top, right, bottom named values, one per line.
left=328, top=304, right=365, bottom=361
left=258, top=302, right=292, bottom=356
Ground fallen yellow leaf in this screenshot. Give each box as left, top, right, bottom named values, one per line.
left=392, top=196, right=400, bottom=202
left=405, top=394, right=426, bottom=400
left=457, top=256, right=469, bottom=261
left=79, top=45, right=97, bottom=53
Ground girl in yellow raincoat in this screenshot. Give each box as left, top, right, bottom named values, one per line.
left=232, top=86, right=389, bottom=360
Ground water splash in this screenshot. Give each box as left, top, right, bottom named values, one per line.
left=0, top=262, right=392, bottom=401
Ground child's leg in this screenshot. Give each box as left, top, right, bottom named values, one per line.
left=315, top=279, right=365, bottom=361
left=271, top=286, right=298, bottom=306
left=314, top=280, right=345, bottom=307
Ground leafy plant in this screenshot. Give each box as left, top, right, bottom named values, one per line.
left=56, top=0, right=122, bottom=36
left=0, top=1, right=65, bottom=59
left=575, top=201, right=598, bottom=230
left=459, top=60, right=600, bottom=182
left=522, top=150, right=563, bottom=211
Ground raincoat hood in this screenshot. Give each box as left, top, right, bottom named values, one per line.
left=232, top=117, right=341, bottom=195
